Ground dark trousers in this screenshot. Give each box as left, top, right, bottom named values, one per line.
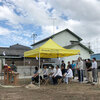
left=78, top=70, right=84, bottom=82
left=72, top=69, right=75, bottom=78
left=52, top=76, right=62, bottom=84
left=43, top=75, right=48, bottom=79
left=32, top=76, right=42, bottom=83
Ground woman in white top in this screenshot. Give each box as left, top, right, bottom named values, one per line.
left=64, top=66, right=73, bottom=84
left=52, top=65, right=62, bottom=84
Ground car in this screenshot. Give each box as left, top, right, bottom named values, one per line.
left=42, top=63, right=57, bottom=69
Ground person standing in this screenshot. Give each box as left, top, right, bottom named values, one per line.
left=86, top=59, right=92, bottom=83
left=67, top=61, right=72, bottom=68
left=84, top=59, right=88, bottom=81
left=61, top=65, right=66, bottom=76
left=61, top=60, right=66, bottom=69
left=10, top=61, right=17, bottom=72
left=71, top=61, right=76, bottom=79
left=77, top=57, right=84, bottom=83
left=92, top=58, right=97, bottom=83
left=10, top=61, right=17, bottom=83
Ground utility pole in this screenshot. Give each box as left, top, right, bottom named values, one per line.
left=49, top=18, right=56, bottom=34
left=96, top=38, right=99, bottom=53
left=32, top=33, right=37, bottom=44
left=88, top=42, right=91, bottom=49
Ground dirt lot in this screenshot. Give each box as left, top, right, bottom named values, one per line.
left=0, top=79, right=100, bottom=100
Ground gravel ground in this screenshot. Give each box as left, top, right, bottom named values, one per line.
left=0, top=79, right=100, bottom=100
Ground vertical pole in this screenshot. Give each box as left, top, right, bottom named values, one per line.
left=24, top=57, right=25, bottom=84
left=2, top=56, right=5, bottom=81
left=53, top=19, right=54, bottom=34
left=59, top=58, right=61, bottom=67
left=39, top=52, right=40, bottom=87
left=1, top=59, right=3, bottom=81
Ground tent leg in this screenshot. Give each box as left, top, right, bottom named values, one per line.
left=0, top=59, right=2, bottom=81
left=39, top=53, right=40, bottom=87
left=59, top=58, right=61, bottom=67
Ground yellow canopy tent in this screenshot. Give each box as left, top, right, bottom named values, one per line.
left=24, top=39, right=80, bottom=87
left=24, top=39, right=80, bottom=58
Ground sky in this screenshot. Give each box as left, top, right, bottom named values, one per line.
left=0, top=0, right=100, bottom=53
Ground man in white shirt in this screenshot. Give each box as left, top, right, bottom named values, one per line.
left=48, top=65, right=56, bottom=84
left=49, top=65, right=56, bottom=77
left=43, top=66, right=48, bottom=79
left=92, top=58, right=97, bottom=83
left=64, top=66, right=73, bottom=84
left=52, top=65, right=62, bottom=84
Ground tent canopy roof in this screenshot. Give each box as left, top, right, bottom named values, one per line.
left=24, top=39, right=80, bottom=58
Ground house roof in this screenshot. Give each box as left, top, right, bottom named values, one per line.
left=91, top=53, right=100, bottom=56
left=0, top=44, right=31, bottom=57
left=64, top=43, right=94, bottom=54
left=10, top=43, right=31, bottom=50
left=91, top=53, right=100, bottom=60
left=31, top=28, right=82, bottom=46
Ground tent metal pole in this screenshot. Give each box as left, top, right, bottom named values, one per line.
left=59, top=58, right=61, bottom=66
left=39, top=52, right=40, bottom=87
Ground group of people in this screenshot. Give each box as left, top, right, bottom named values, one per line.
left=31, top=57, right=98, bottom=85
left=4, top=61, right=17, bottom=83
left=76, top=57, right=98, bottom=84
left=85, top=57, right=97, bottom=84
left=71, top=57, right=98, bottom=84
left=4, top=61, right=17, bottom=72
left=32, top=60, right=73, bottom=85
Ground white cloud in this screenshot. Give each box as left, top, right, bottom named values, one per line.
left=0, top=5, right=21, bottom=25
left=12, top=35, right=31, bottom=45
left=0, top=0, right=100, bottom=53
left=0, top=27, right=11, bottom=35
left=6, top=0, right=51, bottom=25
left=48, top=0, right=100, bottom=21
left=44, top=0, right=100, bottom=53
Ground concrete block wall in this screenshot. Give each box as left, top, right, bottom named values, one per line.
left=17, top=66, right=35, bottom=76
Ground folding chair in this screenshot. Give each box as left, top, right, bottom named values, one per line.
left=68, top=77, right=73, bottom=83
left=58, top=78, right=62, bottom=85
